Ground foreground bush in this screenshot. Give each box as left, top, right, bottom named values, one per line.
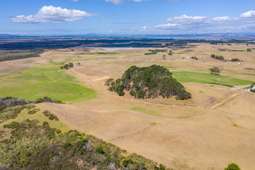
left=0, top=119, right=168, bottom=170
left=106, top=65, right=191, bottom=100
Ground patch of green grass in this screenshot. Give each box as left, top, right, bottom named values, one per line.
left=172, top=71, right=253, bottom=87
left=131, top=106, right=160, bottom=116
left=0, top=66, right=96, bottom=102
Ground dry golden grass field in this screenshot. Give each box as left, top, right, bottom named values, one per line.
left=1, top=43, right=255, bottom=170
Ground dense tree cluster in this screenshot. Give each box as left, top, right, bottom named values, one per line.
left=106, top=65, right=191, bottom=100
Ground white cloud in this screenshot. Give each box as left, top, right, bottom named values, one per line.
left=241, top=10, right=255, bottom=18
left=155, top=11, right=255, bottom=33
left=12, top=5, right=91, bottom=23
left=213, top=16, right=231, bottom=22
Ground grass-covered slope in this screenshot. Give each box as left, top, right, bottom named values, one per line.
left=173, top=71, right=253, bottom=87
left=0, top=66, right=96, bottom=102
left=0, top=102, right=168, bottom=170
left=106, top=65, right=191, bottom=100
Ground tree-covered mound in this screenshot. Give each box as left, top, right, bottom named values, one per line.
left=106, top=65, right=191, bottom=100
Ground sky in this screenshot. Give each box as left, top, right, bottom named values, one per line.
left=1, top=0, right=255, bottom=35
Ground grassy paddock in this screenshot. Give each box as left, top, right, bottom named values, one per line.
left=0, top=65, right=96, bottom=102
left=173, top=71, right=253, bottom=87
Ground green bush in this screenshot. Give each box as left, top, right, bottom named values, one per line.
left=106, top=65, right=191, bottom=100
left=211, top=54, right=225, bottom=61
left=210, top=66, right=221, bottom=76
left=42, top=110, right=59, bottom=121
left=225, top=163, right=241, bottom=170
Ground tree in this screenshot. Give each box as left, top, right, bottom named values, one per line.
left=225, top=163, right=241, bottom=170
left=210, top=67, right=221, bottom=76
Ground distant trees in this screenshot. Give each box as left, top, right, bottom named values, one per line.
left=60, top=63, right=74, bottom=70
left=211, top=54, right=225, bottom=61
left=210, top=66, right=221, bottom=76
left=247, top=48, right=252, bottom=52
left=191, top=56, right=198, bottom=60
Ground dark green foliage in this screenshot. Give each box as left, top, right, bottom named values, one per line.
left=106, top=65, right=191, bottom=100
left=247, top=48, right=252, bottom=52
left=0, top=97, right=29, bottom=112
left=211, top=54, right=225, bottom=61
left=168, top=50, right=173, bottom=56
left=230, top=58, right=241, bottom=62
left=225, top=163, right=241, bottom=170
left=191, top=56, right=198, bottom=60
left=34, top=96, right=63, bottom=104
left=60, top=63, right=74, bottom=70
left=27, top=108, right=40, bottom=115
left=210, top=67, right=221, bottom=76
left=0, top=119, right=169, bottom=170
left=0, top=50, right=42, bottom=62
left=43, top=110, right=59, bottom=121
left=0, top=106, right=27, bottom=124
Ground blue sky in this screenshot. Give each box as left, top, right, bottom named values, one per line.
left=1, top=0, right=255, bottom=35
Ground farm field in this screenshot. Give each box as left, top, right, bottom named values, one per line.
left=0, top=65, right=96, bottom=102
left=0, top=43, right=255, bottom=170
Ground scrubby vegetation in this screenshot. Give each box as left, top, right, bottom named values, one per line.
left=230, top=58, right=241, bottom=62
left=210, top=67, right=221, bottom=76
left=0, top=97, right=29, bottom=111
left=0, top=50, right=42, bottom=62
left=145, top=49, right=168, bottom=55
left=0, top=104, right=168, bottom=170
left=225, top=163, right=241, bottom=170
left=43, top=110, right=59, bottom=121
left=106, top=65, right=191, bottom=100
left=191, top=56, right=198, bottom=60
left=211, top=54, right=225, bottom=61
left=34, top=96, right=63, bottom=104
left=60, top=62, right=74, bottom=70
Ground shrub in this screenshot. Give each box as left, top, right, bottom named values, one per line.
left=168, top=50, right=173, bottom=56
left=34, top=97, right=62, bottom=104
left=106, top=65, right=191, bottom=100
left=247, top=48, right=252, bottom=52
left=191, top=56, right=198, bottom=60
left=211, top=54, right=225, bottom=61
left=43, top=110, right=59, bottom=121
left=225, top=163, right=241, bottom=170
left=0, top=119, right=170, bottom=170
left=230, top=58, right=241, bottom=62
left=60, top=63, right=74, bottom=70
left=210, top=66, right=221, bottom=76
